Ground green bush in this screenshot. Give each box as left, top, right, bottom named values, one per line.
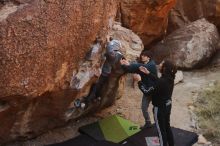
left=195, top=83, right=220, bottom=144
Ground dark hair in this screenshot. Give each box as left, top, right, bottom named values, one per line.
left=109, top=36, right=113, bottom=41
left=162, top=60, right=177, bottom=80
left=140, top=50, right=153, bottom=59
left=94, top=36, right=102, bottom=44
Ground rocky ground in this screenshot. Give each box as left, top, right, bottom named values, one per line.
left=6, top=53, right=220, bottom=146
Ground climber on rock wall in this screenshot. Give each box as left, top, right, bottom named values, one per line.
left=75, top=37, right=124, bottom=109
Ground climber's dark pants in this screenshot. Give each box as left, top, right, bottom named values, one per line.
left=85, top=74, right=109, bottom=103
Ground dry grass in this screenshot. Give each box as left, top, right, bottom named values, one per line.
left=194, top=83, right=220, bottom=144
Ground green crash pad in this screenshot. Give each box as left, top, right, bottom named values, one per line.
left=79, top=115, right=140, bottom=143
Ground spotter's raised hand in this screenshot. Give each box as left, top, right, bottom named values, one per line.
left=139, top=66, right=150, bottom=74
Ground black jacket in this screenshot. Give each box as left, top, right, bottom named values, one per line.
left=122, top=60, right=158, bottom=88
left=138, top=74, right=174, bottom=107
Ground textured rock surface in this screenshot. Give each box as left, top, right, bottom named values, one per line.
left=119, top=0, right=176, bottom=46
left=210, top=50, right=220, bottom=68
left=167, top=7, right=190, bottom=34
left=174, top=0, right=217, bottom=21
left=174, top=71, right=183, bottom=84
left=108, top=22, right=144, bottom=61
left=151, top=19, right=220, bottom=69
left=0, top=0, right=117, bottom=144
left=168, top=0, right=220, bottom=32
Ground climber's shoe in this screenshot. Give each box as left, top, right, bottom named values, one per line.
left=74, top=99, right=81, bottom=108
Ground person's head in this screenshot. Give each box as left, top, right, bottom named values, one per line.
left=159, top=60, right=177, bottom=79
left=109, top=36, right=113, bottom=41
left=107, top=39, right=122, bottom=51
left=94, top=36, right=102, bottom=44
left=140, top=50, right=153, bottom=63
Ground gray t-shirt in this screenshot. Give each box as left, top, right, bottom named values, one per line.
left=102, top=40, right=123, bottom=76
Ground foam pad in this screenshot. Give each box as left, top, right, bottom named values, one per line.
left=79, top=115, right=140, bottom=143
left=122, top=126, right=198, bottom=146
left=48, top=135, right=121, bottom=146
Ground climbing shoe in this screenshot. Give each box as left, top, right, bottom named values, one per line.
left=140, top=121, right=153, bottom=129
left=74, top=99, right=81, bottom=108
left=80, top=102, right=86, bottom=109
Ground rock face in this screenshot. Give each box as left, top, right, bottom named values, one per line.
left=118, top=0, right=176, bottom=46
left=168, top=0, right=220, bottom=32
left=151, top=19, right=220, bottom=69
left=0, top=0, right=118, bottom=144
left=167, top=7, right=190, bottom=34
left=108, top=22, right=144, bottom=61
left=174, top=71, right=183, bottom=85
left=65, top=22, right=144, bottom=121
left=210, top=50, right=220, bottom=68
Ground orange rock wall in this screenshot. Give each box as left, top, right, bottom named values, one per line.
left=0, top=0, right=117, bottom=144
left=119, top=0, right=176, bottom=46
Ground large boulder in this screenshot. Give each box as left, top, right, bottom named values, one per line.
left=0, top=0, right=118, bottom=144
left=151, top=19, right=220, bottom=69
left=65, top=22, right=144, bottom=121
left=108, top=22, right=144, bottom=61
left=118, top=0, right=176, bottom=46
left=168, top=0, right=220, bottom=33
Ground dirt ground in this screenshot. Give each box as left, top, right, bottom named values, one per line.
left=7, top=65, right=220, bottom=146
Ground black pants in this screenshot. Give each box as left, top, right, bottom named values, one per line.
left=84, top=74, right=109, bottom=103
left=153, top=105, right=174, bottom=146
